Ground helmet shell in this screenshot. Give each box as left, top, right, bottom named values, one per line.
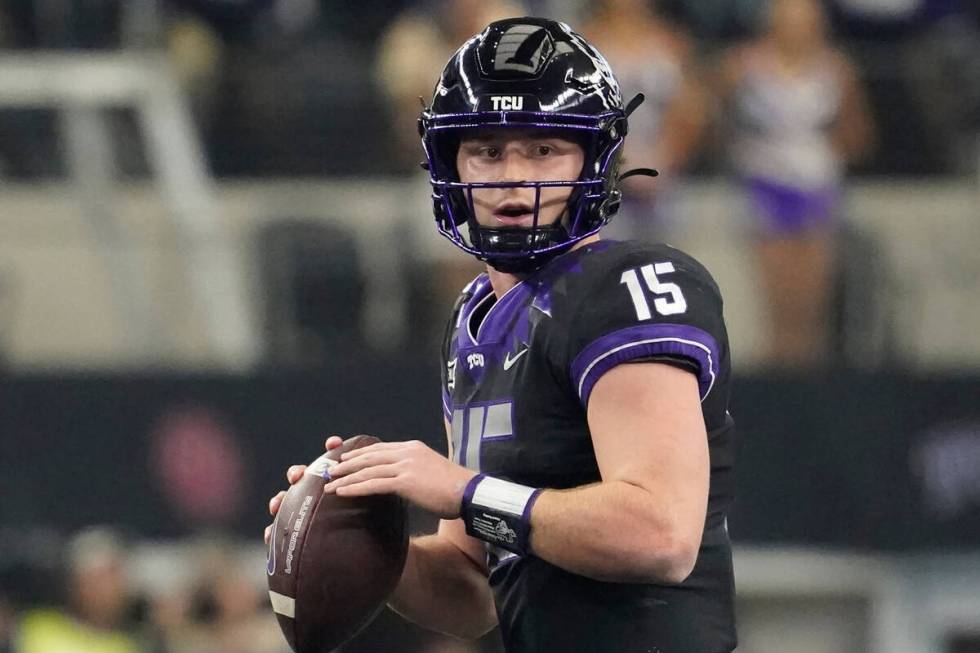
left=420, top=18, right=629, bottom=273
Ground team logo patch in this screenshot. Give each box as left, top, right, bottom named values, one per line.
left=493, top=24, right=554, bottom=75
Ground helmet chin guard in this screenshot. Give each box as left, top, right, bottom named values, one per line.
left=471, top=225, right=569, bottom=274
left=419, top=17, right=639, bottom=274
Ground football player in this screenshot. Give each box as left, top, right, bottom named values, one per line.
left=268, top=18, right=737, bottom=653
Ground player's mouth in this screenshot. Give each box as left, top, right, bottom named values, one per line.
left=493, top=203, right=536, bottom=227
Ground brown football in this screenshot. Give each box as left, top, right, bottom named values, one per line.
left=266, top=435, right=409, bottom=653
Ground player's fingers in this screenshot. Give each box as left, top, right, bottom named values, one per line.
left=340, top=441, right=406, bottom=461
left=338, top=443, right=381, bottom=460
left=324, top=435, right=343, bottom=450
left=269, top=490, right=286, bottom=516
left=334, top=477, right=398, bottom=498
left=330, top=450, right=403, bottom=477
left=324, top=463, right=399, bottom=494
left=264, top=525, right=272, bottom=546
left=286, top=465, right=307, bottom=484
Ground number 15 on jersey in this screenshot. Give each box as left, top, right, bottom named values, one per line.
left=620, top=262, right=688, bottom=319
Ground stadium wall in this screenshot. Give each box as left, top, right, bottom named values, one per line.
left=0, top=179, right=978, bottom=371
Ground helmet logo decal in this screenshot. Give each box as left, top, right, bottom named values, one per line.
left=489, top=95, right=524, bottom=110
left=494, top=25, right=554, bottom=74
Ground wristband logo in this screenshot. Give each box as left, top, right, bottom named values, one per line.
left=494, top=519, right=517, bottom=544
left=472, top=512, right=518, bottom=545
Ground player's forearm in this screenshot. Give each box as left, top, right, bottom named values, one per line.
left=529, top=481, right=702, bottom=584
left=388, top=534, right=497, bottom=639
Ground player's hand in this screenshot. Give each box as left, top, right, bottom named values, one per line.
left=264, top=436, right=343, bottom=545
left=323, top=439, right=477, bottom=519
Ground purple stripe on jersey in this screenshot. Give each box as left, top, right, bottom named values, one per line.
left=571, top=323, right=720, bottom=407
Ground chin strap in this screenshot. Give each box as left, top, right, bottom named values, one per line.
left=624, top=93, right=645, bottom=117
left=618, top=167, right=660, bottom=182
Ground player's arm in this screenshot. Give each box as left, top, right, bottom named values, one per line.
left=386, top=419, right=497, bottom=639
left=512, top=254, right=716, bottom=583
left=528, top=361, right=708, bottom=584
left=388, top=517, right=497, bottom=638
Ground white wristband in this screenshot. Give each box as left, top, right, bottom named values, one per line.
left=460, top=474, right=541, bottom=554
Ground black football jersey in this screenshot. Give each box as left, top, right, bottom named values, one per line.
left=440, top=240, right=737, bottom=653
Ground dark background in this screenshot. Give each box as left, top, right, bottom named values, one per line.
left=3, top=363, right=978, bottom=550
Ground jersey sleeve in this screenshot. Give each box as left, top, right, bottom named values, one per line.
left=562, top=248, right=727, bottom=409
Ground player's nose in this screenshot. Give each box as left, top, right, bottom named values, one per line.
left=498, top=150, right=535, bottom=183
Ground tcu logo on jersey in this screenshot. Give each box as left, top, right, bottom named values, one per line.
left=467, top=353, right=485, bottom=370
left=489, top=95, right=524, bottom=110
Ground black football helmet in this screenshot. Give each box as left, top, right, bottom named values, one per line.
left=419, top=17, right=650, bottom=273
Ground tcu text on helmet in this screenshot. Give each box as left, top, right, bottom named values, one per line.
left=489, top=95, right=524, bottom=111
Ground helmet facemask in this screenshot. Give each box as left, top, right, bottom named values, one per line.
left=421, top=111, right=627, bottom=273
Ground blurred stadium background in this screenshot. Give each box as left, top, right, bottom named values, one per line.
left=1, top=0, right=979, bottom=652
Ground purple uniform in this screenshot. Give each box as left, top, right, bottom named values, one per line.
left=440, top=240, right=737, bottom=653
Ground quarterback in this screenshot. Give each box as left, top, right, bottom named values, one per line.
left=269, top=17, right=737, bottom=653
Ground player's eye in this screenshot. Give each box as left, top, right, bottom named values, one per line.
left=480, top=146, right=501, bottom=159
left=533, top=144, right=553, bottom=157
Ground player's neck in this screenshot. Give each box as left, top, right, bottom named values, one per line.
left=486, top=267, right=522, bottom=299
left=486, top=235, right=601, bottom=299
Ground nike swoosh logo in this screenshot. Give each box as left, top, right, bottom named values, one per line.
left=503, top=348, right=529, bottom=371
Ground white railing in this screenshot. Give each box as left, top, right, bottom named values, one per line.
left=0, top=53, right=258, bottom=369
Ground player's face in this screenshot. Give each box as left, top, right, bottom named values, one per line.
left=456, top=129, right=585, bottom=229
